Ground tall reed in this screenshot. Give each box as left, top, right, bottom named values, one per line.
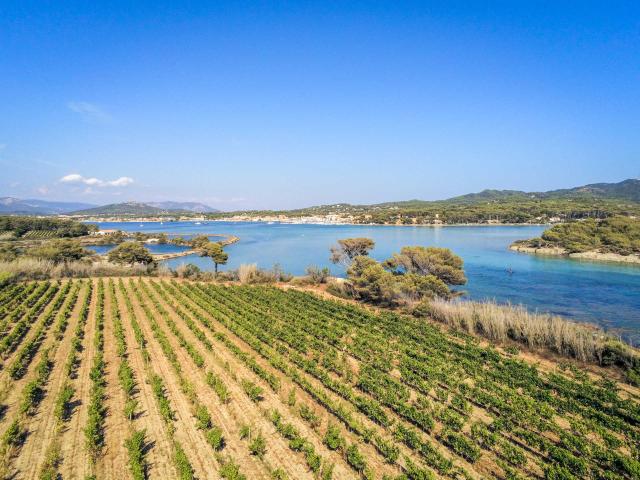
left=425, top=299, right=638, bottom=366
left=0, top=258, right=148, bottom=280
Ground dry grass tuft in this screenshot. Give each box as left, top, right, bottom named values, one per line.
left=237, top=263, right=258, bottom=284
left=0, top=258, right=148, bottom=280
left=426, top=299, right=638, bottom=366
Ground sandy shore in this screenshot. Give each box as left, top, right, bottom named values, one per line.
left=509, top=244, right=640, bottom=265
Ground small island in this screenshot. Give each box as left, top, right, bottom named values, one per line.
left=510, top=216, right=640, bottom=264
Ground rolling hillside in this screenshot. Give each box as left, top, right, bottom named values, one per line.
left=0, top=198, right=96, bottom=215
left=210, top=178, right=640, bottom=224
left=70, top=201, right=216, bottom=216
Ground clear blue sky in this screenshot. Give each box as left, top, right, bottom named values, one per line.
left=1, top=1, right=638, bottom=210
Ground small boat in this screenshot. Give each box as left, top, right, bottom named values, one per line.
left=195, top=222, right=202, bottom=225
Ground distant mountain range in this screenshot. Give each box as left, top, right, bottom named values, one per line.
left=0, top=198, right=218, bottom=215
left=0, top=197, right=96, bottom=215
left=367, top=178, right=640, bottom=209
left=70, top=201, right=219, bottom=216
left=443, top=178, right=640, bottom=204
left=2, top=179, right=638, bottom=217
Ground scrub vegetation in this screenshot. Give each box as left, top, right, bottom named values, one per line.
left=513, top=216, right=640, bottom=255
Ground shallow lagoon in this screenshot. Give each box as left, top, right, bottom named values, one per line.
left=94, top=221, right=640, bottom=342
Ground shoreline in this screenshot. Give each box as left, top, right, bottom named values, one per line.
left=509, top=244, right=640, bottom=265
left=89, top=233, right=239, bottom=260
left=83, top=217, right=552, bottom=228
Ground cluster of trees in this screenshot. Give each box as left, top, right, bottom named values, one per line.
left=330, top=238, right=466, bottom=306
left=192, top=235, right=228, bottom=274
left=0, top=216, right=93, bottom=238
left=107, top=242, right=156, bottom=266
left=346, top=199, right=636, bottom=225
left=29, top=239, right=92, bottom=263
left=95, top=231, right=170, bottom=245
left=517, top=216, right=640, bottom=255
left=207, top=197, right=640, bottom=225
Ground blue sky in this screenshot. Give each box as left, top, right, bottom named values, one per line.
left=1, top=1, right=638, bottom=210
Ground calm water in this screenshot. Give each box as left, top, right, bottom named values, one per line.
left=93, top=221, right=640, bottom=342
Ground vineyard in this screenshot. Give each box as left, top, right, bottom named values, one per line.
left=0, top=278, right=638, bottom=480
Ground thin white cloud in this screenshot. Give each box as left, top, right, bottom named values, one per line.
left=60, top=173, right=134, bottom=188
left=67, top=101, right=111, bottom=122
left=36, top=186, right=50, bottom=195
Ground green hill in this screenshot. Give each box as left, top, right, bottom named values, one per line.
left=210, top=178, right=640, bottom=225
left=382, top=178, right=640, bottom=207
left=70, top=201, right=188, bottom=216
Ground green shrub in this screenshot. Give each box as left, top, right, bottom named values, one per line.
left=220, top=459, right=246, bottom=480
left=441, top=430, right=481, bottom=463
left=241, top=380, right=264, bottom=402
left=249, top=432, right=267, bottom=458
left=239, top=424, right=251, bottom=440
left=345, top=443, right=366, bottom=472
left=323, top=424, right=345, bottom=451
left=124, top=399, right=138, bottom=421
left=174, top=442, right=195, bottom=480
left=124, top=429, right=147, bottom=480
left=299, top=404, right=321, bottom=429
left=206, top=427, right=224, bottom=451
left=374, top=436, right=400, bottom=464
left=194, top=404, right=212, bottom=430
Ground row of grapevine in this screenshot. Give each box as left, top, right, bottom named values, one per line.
left=0, top=283, right=37, bottom=321
left=117, top=279, right=198, bottom=479
left=84, top=279, right=107, bottom=471
left=164, top=281, right=431, bottom=478
left=0, top=277, right=637, bottom=479
left=0, top=281, right=60, bottom=358
left=8, top=280, right=77, bottom=380
left=38, top=280, right=90, bottom=478
left=144, top=279, right=350, bottom=479
left=108, top=279, right=148, bottom=479
left=236, top=284, right=640, bottom=479
left=0, top=281, right=88, bottom=478
left=166, top=287, right=634, bottom=480
left=158, top=280, right=405, bottom=479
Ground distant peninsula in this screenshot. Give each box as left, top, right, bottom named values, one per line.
left=510, top=216, right=640, bottom=265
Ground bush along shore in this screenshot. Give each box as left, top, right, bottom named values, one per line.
left=511, top=216, right=640, bottom=265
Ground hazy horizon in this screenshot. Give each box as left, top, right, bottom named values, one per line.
left=2, top=2, right=639, bottom=210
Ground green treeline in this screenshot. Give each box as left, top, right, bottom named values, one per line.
left=0, top=216, right=92, bottom=238
left=517, top=216, right=640, bottom=255
left=208, top=197, right=640, bottom=225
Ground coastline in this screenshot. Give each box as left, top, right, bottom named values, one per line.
left=509, top=244, right=640, bottom=265
left=82, top=216, right=551, bottom=228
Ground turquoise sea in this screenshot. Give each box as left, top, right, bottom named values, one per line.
left=93, top=221, right=640, bottom=343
